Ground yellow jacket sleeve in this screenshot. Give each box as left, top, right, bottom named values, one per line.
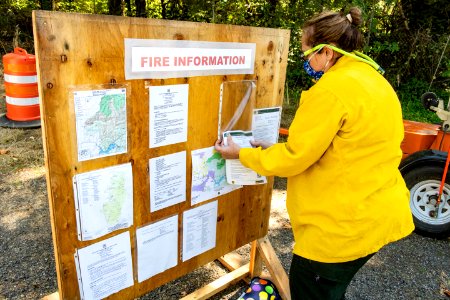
left=240, top=87, right=346, bottom=177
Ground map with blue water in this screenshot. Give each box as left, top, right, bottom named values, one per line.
left=74, top=88, right=127, bottom=161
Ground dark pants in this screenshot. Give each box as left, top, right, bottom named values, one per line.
left=289, top=253, right=375, bottom=300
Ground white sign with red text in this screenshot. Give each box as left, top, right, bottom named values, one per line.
left=125, top=39, right=255, bottom=79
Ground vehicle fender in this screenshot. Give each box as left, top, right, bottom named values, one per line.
left=399, top=149, right=448, bottom=175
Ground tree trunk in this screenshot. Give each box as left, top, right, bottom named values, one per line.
left=40, top=0, right=52, bottom=10
left=135, top=0, right=147, bottom=17
left=108, top=0, right=123, bottom=15
left=161, top=0, right=167, bottom=19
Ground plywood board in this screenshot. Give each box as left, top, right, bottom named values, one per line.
left=33, top=10, right=289, bottom=299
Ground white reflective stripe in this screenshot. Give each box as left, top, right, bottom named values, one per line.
left=4, top=74, right=37, bottom=84
left=6, top=96, right=40, bottom=106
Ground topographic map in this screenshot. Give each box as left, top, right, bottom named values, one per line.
left=74, top=163, right=133, bottom=241
left=74, top=88, right=127, bottom=161
left=191, top=146, right=241, bottom=205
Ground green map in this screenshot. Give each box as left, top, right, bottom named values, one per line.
left=74, top=88, right=127, bottom=161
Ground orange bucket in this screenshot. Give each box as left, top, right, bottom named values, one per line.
left=2, top=48, right=40, bottom=121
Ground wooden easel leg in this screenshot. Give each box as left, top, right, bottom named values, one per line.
left=221, top=238, right=291, bottom=300
left=256, top=237, right=291, bottom=300
left=41, top=292, right=60, bottom=300
left=249, top=240, right=263, bottom=278
left=180, top=237, right=291, bottom=300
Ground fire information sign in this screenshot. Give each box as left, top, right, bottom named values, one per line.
left=125, top=39, right=256, bottom=79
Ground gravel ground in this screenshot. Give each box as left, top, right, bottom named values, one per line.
left=0, top=172, right=449, bottom=299
left=0, top=71, right=449, bottom=299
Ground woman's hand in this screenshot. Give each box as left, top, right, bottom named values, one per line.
left=250, top=139, right=273, bottom=150
left=214, top=136, right=241, bottom=159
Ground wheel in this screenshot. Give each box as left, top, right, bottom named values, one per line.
left=402, top=165, right=450, bottom=238
left=420, top=92, right=439, bottom=111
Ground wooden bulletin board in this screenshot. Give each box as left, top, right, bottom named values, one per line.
left=33, top=10, right=289, bottom=299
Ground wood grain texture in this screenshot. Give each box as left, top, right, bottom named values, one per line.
left=33, top=10, right=289, bottom=299
left=257, top=237, right=291, bottom=300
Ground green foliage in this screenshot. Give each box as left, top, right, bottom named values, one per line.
left=370, top=41, right=399, bottom=54
left=443, top=60, right=450, bottom=78
left=0, top=0, right=37, bottom=54
left=1, top=0, right=449, bottom=124
left=56, top=0, right=109, bottom=14
left=397, top=77, right=448, bottom=123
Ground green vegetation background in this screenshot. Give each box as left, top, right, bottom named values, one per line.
left=1, top=0, right=449, bottom=124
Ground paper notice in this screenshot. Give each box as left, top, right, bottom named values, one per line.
left=223, top=130, right=267, bottom=185
left=74, top=231, right=134, bottom=300
left=136, top=215, right=178, bottom=282
left=182, top=200, right=218, bottom=261
left=149, top=151, right=186, bottom=212
left=252, top=107, right=282, bottom=144
left=149, top=84, right=188, bottom=148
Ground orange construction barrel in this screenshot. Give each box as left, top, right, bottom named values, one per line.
left=2, top=48, right=40, bottom=122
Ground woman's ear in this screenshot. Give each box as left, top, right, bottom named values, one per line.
left=324, top=46, right=334, bottom=60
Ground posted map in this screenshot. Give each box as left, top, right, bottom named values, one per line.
left=191, top=146, right=241, bottom=205
left=73, top=163, right=133, bottom=241
left=74, top=88, right=127, bottom=161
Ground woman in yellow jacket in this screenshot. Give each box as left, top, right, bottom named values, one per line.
left=215, top=7, right=414, bottom=300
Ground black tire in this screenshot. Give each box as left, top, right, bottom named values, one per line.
left=402, top=165, right=450, bottom=238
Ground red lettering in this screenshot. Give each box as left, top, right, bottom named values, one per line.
left=145, top=55, right=245, bottom=68
left=141, top=57, right=148, bottom=68
left=163, top=57, right=169, bottom=67
left=209, top=56, right=217, bottom=65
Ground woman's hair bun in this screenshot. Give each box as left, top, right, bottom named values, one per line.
left=348, top=7, right=363, bottom=26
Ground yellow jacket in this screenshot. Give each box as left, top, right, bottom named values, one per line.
left=240, top=56, right=414, bottom=263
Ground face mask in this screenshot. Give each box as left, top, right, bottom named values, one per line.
left=303, top=59, right=324, bottom=81
left=303, top=44, right=385, bottom=75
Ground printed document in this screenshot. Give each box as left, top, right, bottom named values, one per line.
left=182, top=200, right=217, bottom=261
left=150, top=151, right=186, bottom=212
left=74, top=231, right=134, bottom=300
left=149, top=84, right=188, bottom=148
left=136, top=215, right=178, bottom=282
left=223, top=130, right=266, bottom=185
left=252, top=107, right=282, bottom=144
left=73, top=163, right=133, bottom=241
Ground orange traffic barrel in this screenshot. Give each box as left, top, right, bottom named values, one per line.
left=2, top=48, right=40, bottom=122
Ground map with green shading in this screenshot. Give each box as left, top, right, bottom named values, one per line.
left=74, top=88, right=127, bottom=161
left=191, top=146, right=241, bottom=205
left=74, top=163, right=133, bottom=241
left=103, top=173, right=127, bottom=225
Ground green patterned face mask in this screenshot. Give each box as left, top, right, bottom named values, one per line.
left=302, top=44, right=385, bottom=75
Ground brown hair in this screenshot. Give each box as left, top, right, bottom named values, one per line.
left=302, top=7, right=364, bottom=52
